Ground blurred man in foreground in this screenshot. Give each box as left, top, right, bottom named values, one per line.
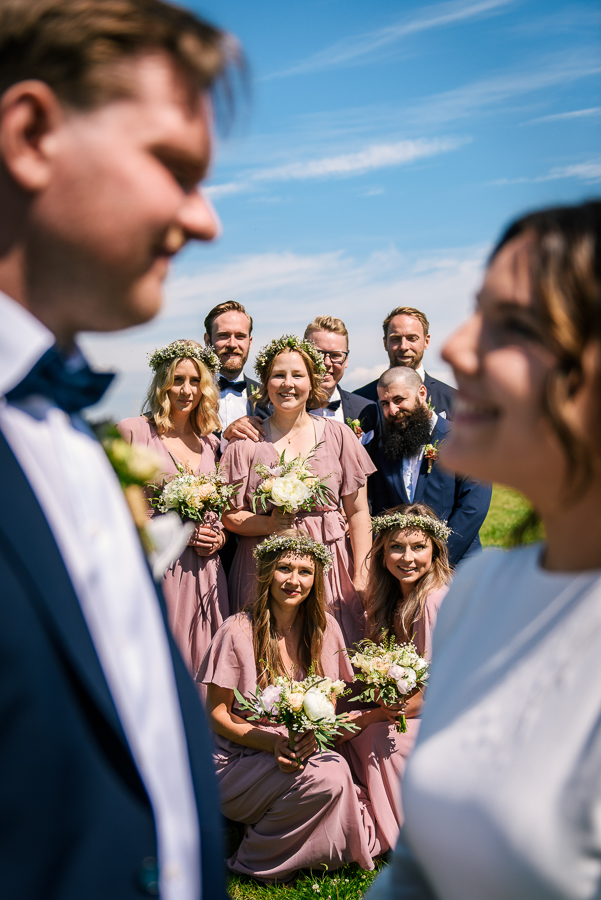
left=0, top=1, right=235, bottom=897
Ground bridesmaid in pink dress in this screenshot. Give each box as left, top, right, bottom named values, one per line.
left=221, top=336, right=376, bottom=646
left=118, top=339, right=229, bottom=676
left=197, top=529, right=383, bottom=882
left=339, top=503, right=452, bottom=853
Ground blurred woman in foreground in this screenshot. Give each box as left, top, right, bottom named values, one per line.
left=368, top=201, right=601, bottom=900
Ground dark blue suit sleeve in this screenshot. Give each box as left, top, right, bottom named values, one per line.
left=446, top=475, right=492, bottom=567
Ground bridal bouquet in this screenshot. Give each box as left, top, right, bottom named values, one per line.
left=251, top=446, right=331, bottom=514
left=349, top=635, right=430, bottom=733
left=234, top=672, right=357, bottom=753
left=152, top=462, right=239, bottom=524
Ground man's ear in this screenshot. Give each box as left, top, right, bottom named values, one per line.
left=0, top=80, right=64, bottom=192
left=418, top=383, right=429, bottom=404
left=424, top=333, right=431, bottom=350
left=203, top=332, right=211, bottom=346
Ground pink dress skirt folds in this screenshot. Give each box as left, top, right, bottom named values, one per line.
left=117, top=416, right=229, bottom=676
left=197, top=612, right=383, bottom=881
left=340, top=587, right=448, bottom=853
left=221, top=417, right=376, bottom=646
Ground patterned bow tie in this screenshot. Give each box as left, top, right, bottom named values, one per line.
left=5, top=345, right=114, bottom=413
left=326, top=399, right=341, bottom=411
left=218, top=376, right=246, bottom=394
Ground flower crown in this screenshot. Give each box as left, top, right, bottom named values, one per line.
left=371, top=512, right=451, bottom=543
left=253, top=533, right=333, bottom=572
left=148, top=341, right=221, bottom=376
left=254, top=335, right=327, bottom=382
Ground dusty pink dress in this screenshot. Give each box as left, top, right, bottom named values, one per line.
left=340, top=586, right=448, bottom=853
left=196, top=612, right=383, bottom=881
left=117, top=416, right=229, bottom=676
left=221, top=417, right=376, bottom=646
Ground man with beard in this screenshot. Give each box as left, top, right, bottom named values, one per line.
left=368, top=367, right=491, bottom=567
left=203, top=301, right=269, bottom=434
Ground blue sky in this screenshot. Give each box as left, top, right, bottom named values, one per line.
left=84, top=0, right=601, bottom=420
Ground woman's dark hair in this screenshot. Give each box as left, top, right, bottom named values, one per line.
left=490, top=200, right=601, bottom=490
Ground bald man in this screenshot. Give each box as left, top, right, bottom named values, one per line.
left=367, top=367, right=491, bottom=567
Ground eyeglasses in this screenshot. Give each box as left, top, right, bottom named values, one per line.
left=317, top=350, right=349, bottom=364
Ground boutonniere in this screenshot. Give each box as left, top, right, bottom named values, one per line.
left=249, top=385, right=261, bottom=410
left=346, top=417, right=364, bottom=439
left=423, top=440, right=440, bottom=474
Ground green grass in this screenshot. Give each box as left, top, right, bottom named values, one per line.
left=225, top=484, right=542, bottom=899
left=480, top=483, right=544, bottom=548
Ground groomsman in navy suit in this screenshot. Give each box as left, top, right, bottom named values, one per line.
left=0, top=2, right=233, bottom=897
left=368, top=367, right=491, bottom=567
left=304, top=315, right=378, bottom=443
left=354, top=306, right=457, bottom=420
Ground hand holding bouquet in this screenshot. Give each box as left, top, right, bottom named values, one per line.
left=234, top=672, right=357, bottom=754
left=251, top=445, right=331, bottom=515
left=349, top=635, right=430, bottom=733
left=152, top=461, right=239, bottom=524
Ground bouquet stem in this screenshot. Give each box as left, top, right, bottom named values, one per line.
left=398, top=713, right=407, bottom=734
left=288, top=729, right=299, bottom=766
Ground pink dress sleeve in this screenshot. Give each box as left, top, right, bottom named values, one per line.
left=413, top=586, right=449, bottom=660
left=117, top=416, right=152, bottom=446
left=326, top=420, right=377, bottom=497
left=196, top=614, right=254, bottom=693
left=219, top=438, right=258, bottom=510
left=322, top=614, right=354, bottom=682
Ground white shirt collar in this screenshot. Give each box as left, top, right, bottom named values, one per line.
left=416, top=363, right=426, bottom=381
left=0, top=291, right=55, bottom=396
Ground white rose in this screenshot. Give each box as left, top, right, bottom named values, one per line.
left=260, top=477, right=275, bottom=493
left=396, top=679, right=411, bottom=695
left=319, top=677, right=333, bottom=694
left=387, top=665, right=416, bottom=694
left=414, top=657, right=428, bottom=675
left=270, top=474, right=311, bottom=509
left=303, top=687, right=336, bottom=723
left=287, top=692, right=305, bottom=712
left=331, top=680, right=346, bottom=697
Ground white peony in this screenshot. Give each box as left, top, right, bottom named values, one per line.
left=303, top=687, right=336, bottom=723
left=270, top=474, right=311, bottom=510
left=388, top=664, right=417, bottom=694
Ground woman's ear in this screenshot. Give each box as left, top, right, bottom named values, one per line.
left=0, top=80, right=65, bottom=192
left=563, top=340, right=601, bottom=445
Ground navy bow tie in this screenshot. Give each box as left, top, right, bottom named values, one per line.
left=326, top=399, right=341, bottom=411
left=218, top=376, right=246, bottom=394
left=5, top=345, right=115, bottom=413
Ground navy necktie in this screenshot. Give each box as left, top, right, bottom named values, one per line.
left=5, top=345, right=114, bottom=413
left=326, top=399, right=341, bottom=411
left=218, top=376, right=246, bottom=394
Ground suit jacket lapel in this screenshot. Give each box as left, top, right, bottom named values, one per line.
left=413, top=418, right=449, bottom=504
left=0, top=429, right=130, bottom=747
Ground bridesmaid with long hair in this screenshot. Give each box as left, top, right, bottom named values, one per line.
left=197, top=528, right=382, bottom=881
left=221, top=335, right=376, bottom=646
left=118, top=339, right=228, bottom=675
left=340, top=503, right=451, bottom=853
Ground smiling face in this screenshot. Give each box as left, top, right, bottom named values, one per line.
left=306, top=330, right=349, bottom=395
left=269, top=553, right=316, bottom=614
left=385, top=315, right=430, bottom=370
left=385, top=528, right=433, bottom=597
left=378, top=379, right=428, bottom=423
left=23, top=53, right=219, bottom=341
left=207, top=310, right=252, bottom=378
left=167, top=358, right=202, bottom=417
left=267, top=350, right=311, bottom=413
left=440, top=233, right=565, bottom=500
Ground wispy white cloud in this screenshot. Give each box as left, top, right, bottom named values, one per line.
left=523, top=106, right=601, bottom=125
left=490, top=159, right=601, bottom=186
left=82, top=243, right=487, bottom=417
left=206, top=136, right=467, bottom=198
left=264, top=0, right=514, bottom=80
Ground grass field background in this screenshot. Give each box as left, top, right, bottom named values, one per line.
left=226, top=484, right=540, bottom=899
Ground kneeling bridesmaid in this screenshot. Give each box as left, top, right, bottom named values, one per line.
left=340, top=503, right=451, bottom=852
left=197, top=528, right=383, bottom=882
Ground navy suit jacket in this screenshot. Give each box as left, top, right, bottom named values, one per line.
left=367, top=417, right=492, bottom=567
left=0, top=430, right=227, bottom=900
left=354, top=371, right=458, bottom=420
left=339, top=387, right=377, bottom=431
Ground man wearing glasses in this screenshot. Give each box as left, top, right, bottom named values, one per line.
left=304, top=316, right=376, bottom=445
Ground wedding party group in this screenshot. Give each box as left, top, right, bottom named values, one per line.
left=1, top=2, right=601, bottom=900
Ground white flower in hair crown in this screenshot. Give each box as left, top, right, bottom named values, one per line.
left=148, top=342, right=221, bottom=376
left=371, top=512, right=451, bottom=543
left=253, top=533, right=333, bottom=572
left=254, top=335, right=327, bottom=381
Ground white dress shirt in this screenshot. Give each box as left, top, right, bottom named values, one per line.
left=0, top=292, right=200, bottom=900
left=310, top=387, right=345, bottom=423
left=218, top=374, right=253, bottom=430
left=402, top=412, right=437, bottom=502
